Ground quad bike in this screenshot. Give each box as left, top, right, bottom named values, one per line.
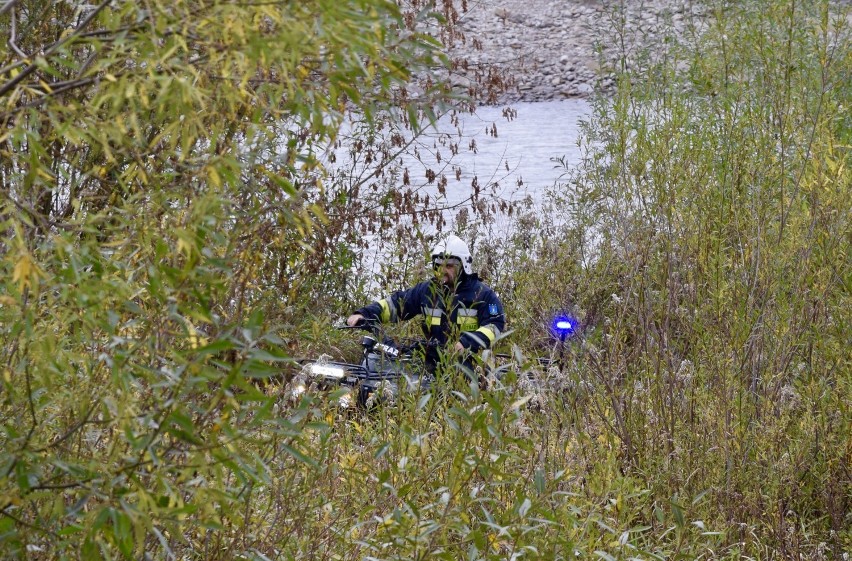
left=287, top=316, right=578, bottom=410
left=289, top=320, right=436, bottom=409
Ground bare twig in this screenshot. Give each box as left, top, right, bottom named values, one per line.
left=8, top=7, right=28, bottom=58
left=0, top=0, right=22, bottom=18
left=32, top=403, right=98, bottom=454
left=0, top=0, right=111, bottom=98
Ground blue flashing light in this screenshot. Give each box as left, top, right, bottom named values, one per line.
left=555, top=320, right=573, bottom=331
left=552, top=316, right=577, bottom=337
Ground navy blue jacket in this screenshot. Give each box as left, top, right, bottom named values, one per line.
left=354, top=274, right=505, bottom=354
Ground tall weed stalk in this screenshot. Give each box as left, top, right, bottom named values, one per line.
left=495, top=0, right=851, bottom=556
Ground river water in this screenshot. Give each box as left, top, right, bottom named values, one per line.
left=401, top=99, right=592, bottom=217
left=338, top=98, right=593, bottom=283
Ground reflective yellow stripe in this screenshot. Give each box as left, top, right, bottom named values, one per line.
left=474, top=325, right=496, bottom=344
left=456, top=307, right=478, bottom=331
left=425, top=307, right=443, bottom=326
left=379, top=300, right=391, bottom=323
left=457, top=316, right=479, bottom=331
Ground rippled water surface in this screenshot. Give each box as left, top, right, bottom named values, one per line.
left=402, top=99, right=592, bottom=212
left=354, top=99, right=593, bottom=279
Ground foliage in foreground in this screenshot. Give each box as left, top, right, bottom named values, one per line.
left=485, top=0, right=852, bottom=557
left=0, top=0, right=850, bottom=559
left=0, top=0, right=473, bottom=557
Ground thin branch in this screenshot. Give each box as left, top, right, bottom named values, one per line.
left=2, top=193, right=58, bottom=232
left=0, top=507, right=59, bottom=540
left=33, top=403, right=98, bottom=454
left=0, top=0, right=111, bottom=98
left=8, top=7, right=28, bottom=58
left=0, top=0, right=22, bottom=18
left=23, top=361, right=37, bottom=447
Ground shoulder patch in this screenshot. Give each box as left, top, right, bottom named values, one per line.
left=488, top=303, right=499, bottom=316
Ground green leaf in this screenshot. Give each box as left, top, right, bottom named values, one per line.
left=671, top=499, right=685, bottom=528
left=195, top=339, right=235, bottom=357
left=279, top=443, right=318, bottom=467
left=534, top=469, right=546, bottom=494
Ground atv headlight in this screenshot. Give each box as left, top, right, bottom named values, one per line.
left=291, top=382, right=306, bottom=398
left=306, top=364, right=346, bottom=380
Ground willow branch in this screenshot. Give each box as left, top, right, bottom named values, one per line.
left=0, top=0, right=22, bottom=18
left=8, top=7, right=27, bottom=58
left=0, top=0, right=111, bottom=98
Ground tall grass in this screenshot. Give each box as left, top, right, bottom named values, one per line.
left=1, top=0, right=848, bottom=559
left=484, top=0, right=852, bottom=557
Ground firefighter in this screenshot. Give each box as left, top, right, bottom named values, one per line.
left=347, top=234, right=505, bottom=378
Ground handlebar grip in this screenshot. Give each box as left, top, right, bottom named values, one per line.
left=340, top=317, right=379, bottom=332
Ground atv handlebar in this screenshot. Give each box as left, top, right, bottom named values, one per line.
left=339, top=316, right=379, bottom=330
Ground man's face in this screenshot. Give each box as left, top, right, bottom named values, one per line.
left=433, top=257, right=461, bottom=287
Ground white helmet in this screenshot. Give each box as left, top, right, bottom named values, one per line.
left=431, top=234, right=474, bottom=275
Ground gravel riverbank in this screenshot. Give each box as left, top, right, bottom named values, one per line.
left=447, top=0, right=852, bottom=103
left=447, top=0, right=707, bottom=102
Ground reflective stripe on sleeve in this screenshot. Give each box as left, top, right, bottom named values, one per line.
left=464, top=331, right=490, bottom=349
left=484, top=323, right=501, bottom=338
left=379, top=298, right=399, bottom=323
left=474, top=324, right=498, bottom=345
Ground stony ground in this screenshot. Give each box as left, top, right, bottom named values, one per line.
left=445, top=0, right=707, bottom=102
left=446, top=0, right=851, bottom=103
